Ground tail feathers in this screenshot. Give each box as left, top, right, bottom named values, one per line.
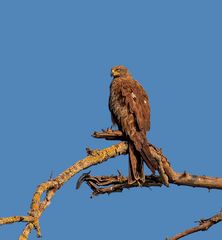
left=141, top=141, right=157, bottom=174
left=128, top=142, right=145, bottom=184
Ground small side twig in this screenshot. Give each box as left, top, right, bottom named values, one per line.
left=92, top=129, right=125, bottom=140
left=168, top=210, right=222, bottom=240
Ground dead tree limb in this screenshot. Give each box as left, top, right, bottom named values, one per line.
left=76, top=171, right=222, bottom=196
left=92, top=130, right=222, bottom=190
left=76, top=173, right=163, bottom=196
left=0, top=141, right=127, bottom=240
left=168, top=210, right=222, bottom=240
left=1, top=129, right=222, bottom=240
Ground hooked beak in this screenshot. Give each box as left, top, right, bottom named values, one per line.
left=111, top=69, right=117, bottom=77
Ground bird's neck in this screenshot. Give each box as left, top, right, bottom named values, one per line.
left=113, top=75, right=132, bottom=81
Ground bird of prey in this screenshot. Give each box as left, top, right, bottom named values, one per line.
left=109, top=65, right=156, bottom=184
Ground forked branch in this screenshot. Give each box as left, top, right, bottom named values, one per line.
left=0, top=129, right=221, bottom=240
left=0, top=141, right=127, bottom=239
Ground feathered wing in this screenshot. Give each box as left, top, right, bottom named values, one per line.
left=109, top=76, right=156, bottom=183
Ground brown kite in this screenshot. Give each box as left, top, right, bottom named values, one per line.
left=109, top=65, right=157, bottom=184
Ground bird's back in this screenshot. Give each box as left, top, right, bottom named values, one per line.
left=109, top=76, right=150, bottom=134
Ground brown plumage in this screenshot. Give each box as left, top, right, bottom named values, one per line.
left=109, top=65, right=157, bottom=184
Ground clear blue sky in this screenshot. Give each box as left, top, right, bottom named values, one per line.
left=1, top=1, right=222, bottom=239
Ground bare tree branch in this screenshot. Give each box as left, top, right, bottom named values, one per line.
left=76, top=173, right=163, bottom=196
left=1, top=129, right=222, bottom=239
left=92, top=130, right=222, bottom=190
left=92, top=129, right=125, bottom=140
left=168, top=210, right=222, bottom=240
left=0, top=141, right=127, bottom=239
left=77, top=171, right=222, bottom=196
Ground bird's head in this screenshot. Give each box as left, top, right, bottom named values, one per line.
left=111, top=65, right=130, bottom=78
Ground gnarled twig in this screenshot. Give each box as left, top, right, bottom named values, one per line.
left=168, top=210, right=222, bottom=240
